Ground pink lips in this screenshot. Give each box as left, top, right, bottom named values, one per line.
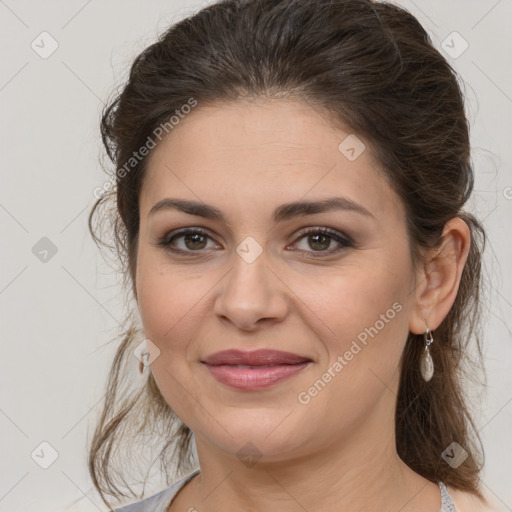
left=201, top=349, right=312, bottom=390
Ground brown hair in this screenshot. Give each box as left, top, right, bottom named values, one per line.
left=88, top=0, right=487, bottom=508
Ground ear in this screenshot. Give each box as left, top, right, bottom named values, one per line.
left=409, top=217, right=471, bottom=335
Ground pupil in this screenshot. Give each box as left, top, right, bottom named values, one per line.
left=186, top=233, right=206, bottom=250
left=309, top=234, right=330, bottom=251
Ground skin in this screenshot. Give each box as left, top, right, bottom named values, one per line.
left=134, top=99, right=477, bottom=511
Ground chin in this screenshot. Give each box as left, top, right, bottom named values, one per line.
left=194, top=411, right=315, bottom=462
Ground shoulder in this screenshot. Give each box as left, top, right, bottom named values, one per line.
left=447, top=486, right=506, bottom=512
left=112, top=486, right=176, bottom=512
left=112, top=469, right=200, bottom=512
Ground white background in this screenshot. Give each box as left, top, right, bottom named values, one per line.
left=1, top=0, right=511, bottom=511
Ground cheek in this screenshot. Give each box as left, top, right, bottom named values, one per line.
left=291, top=259, right=411, bottom=431
left=135, top=251, right=233, bottom=372
left=136, top=248, right=203, bottom=349
left=310, top=255, right=411, bottom=369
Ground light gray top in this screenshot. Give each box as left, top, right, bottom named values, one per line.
left=112, top=469, right=199, bottom=512
left=112, top=469, right=456, bottom=511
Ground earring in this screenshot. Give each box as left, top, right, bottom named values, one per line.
left=420, top=325, right=434, bottom=382
left=138, top=336, right=149, bottom=375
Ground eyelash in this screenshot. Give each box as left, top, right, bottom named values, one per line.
left=156, top=227, right=353, bottom=258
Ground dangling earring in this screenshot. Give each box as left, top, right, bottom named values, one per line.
left=137, top=335, right=149, bottom=375
left=420, top=325, right=434, bottom=382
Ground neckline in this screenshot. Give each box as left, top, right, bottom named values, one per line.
left=167, top=471, right=456, bottom=512
left=438, top=481, right=456, bottom=511
left=166, top=469, right=200, bottom=511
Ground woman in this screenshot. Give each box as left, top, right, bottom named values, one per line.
left=88, top=0, right=498, bottom=510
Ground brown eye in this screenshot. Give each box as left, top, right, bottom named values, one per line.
left=158, top=228, right=219, bottom=253
left=182, top=232, right=208, bottom=250
left=291, top=228, right=353, bottom=256
left=306, top=233, right=333, bottom=251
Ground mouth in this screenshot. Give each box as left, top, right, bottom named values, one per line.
left=201, top=349, right=313, bottom=390
left=202, top=349, right=312, bottom=366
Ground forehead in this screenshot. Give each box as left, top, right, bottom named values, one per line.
left=147, top=99, right=363, bottom=171
left=140, top=99, right=403, bottom=225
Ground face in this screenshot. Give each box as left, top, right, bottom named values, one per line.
left=135, top=99, right=418, bottom=463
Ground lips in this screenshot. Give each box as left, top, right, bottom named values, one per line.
left=201, top=349, right=313, bottom=390
left=201, top=349, right=312, bottom=366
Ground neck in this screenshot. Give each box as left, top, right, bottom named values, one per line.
left=172, top=395, right=441, bottom=512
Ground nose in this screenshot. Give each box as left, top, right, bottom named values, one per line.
left=213, top=244, right=288, bottom=331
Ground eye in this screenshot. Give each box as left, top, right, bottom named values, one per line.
left=289, top=227, right=353, bottom=256
left=157, top=228, right=220, bottom=253
left=156, top=226, right=353, bottom=257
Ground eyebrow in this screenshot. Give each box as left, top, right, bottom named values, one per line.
left=148, top=196, right=374, bottom=223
